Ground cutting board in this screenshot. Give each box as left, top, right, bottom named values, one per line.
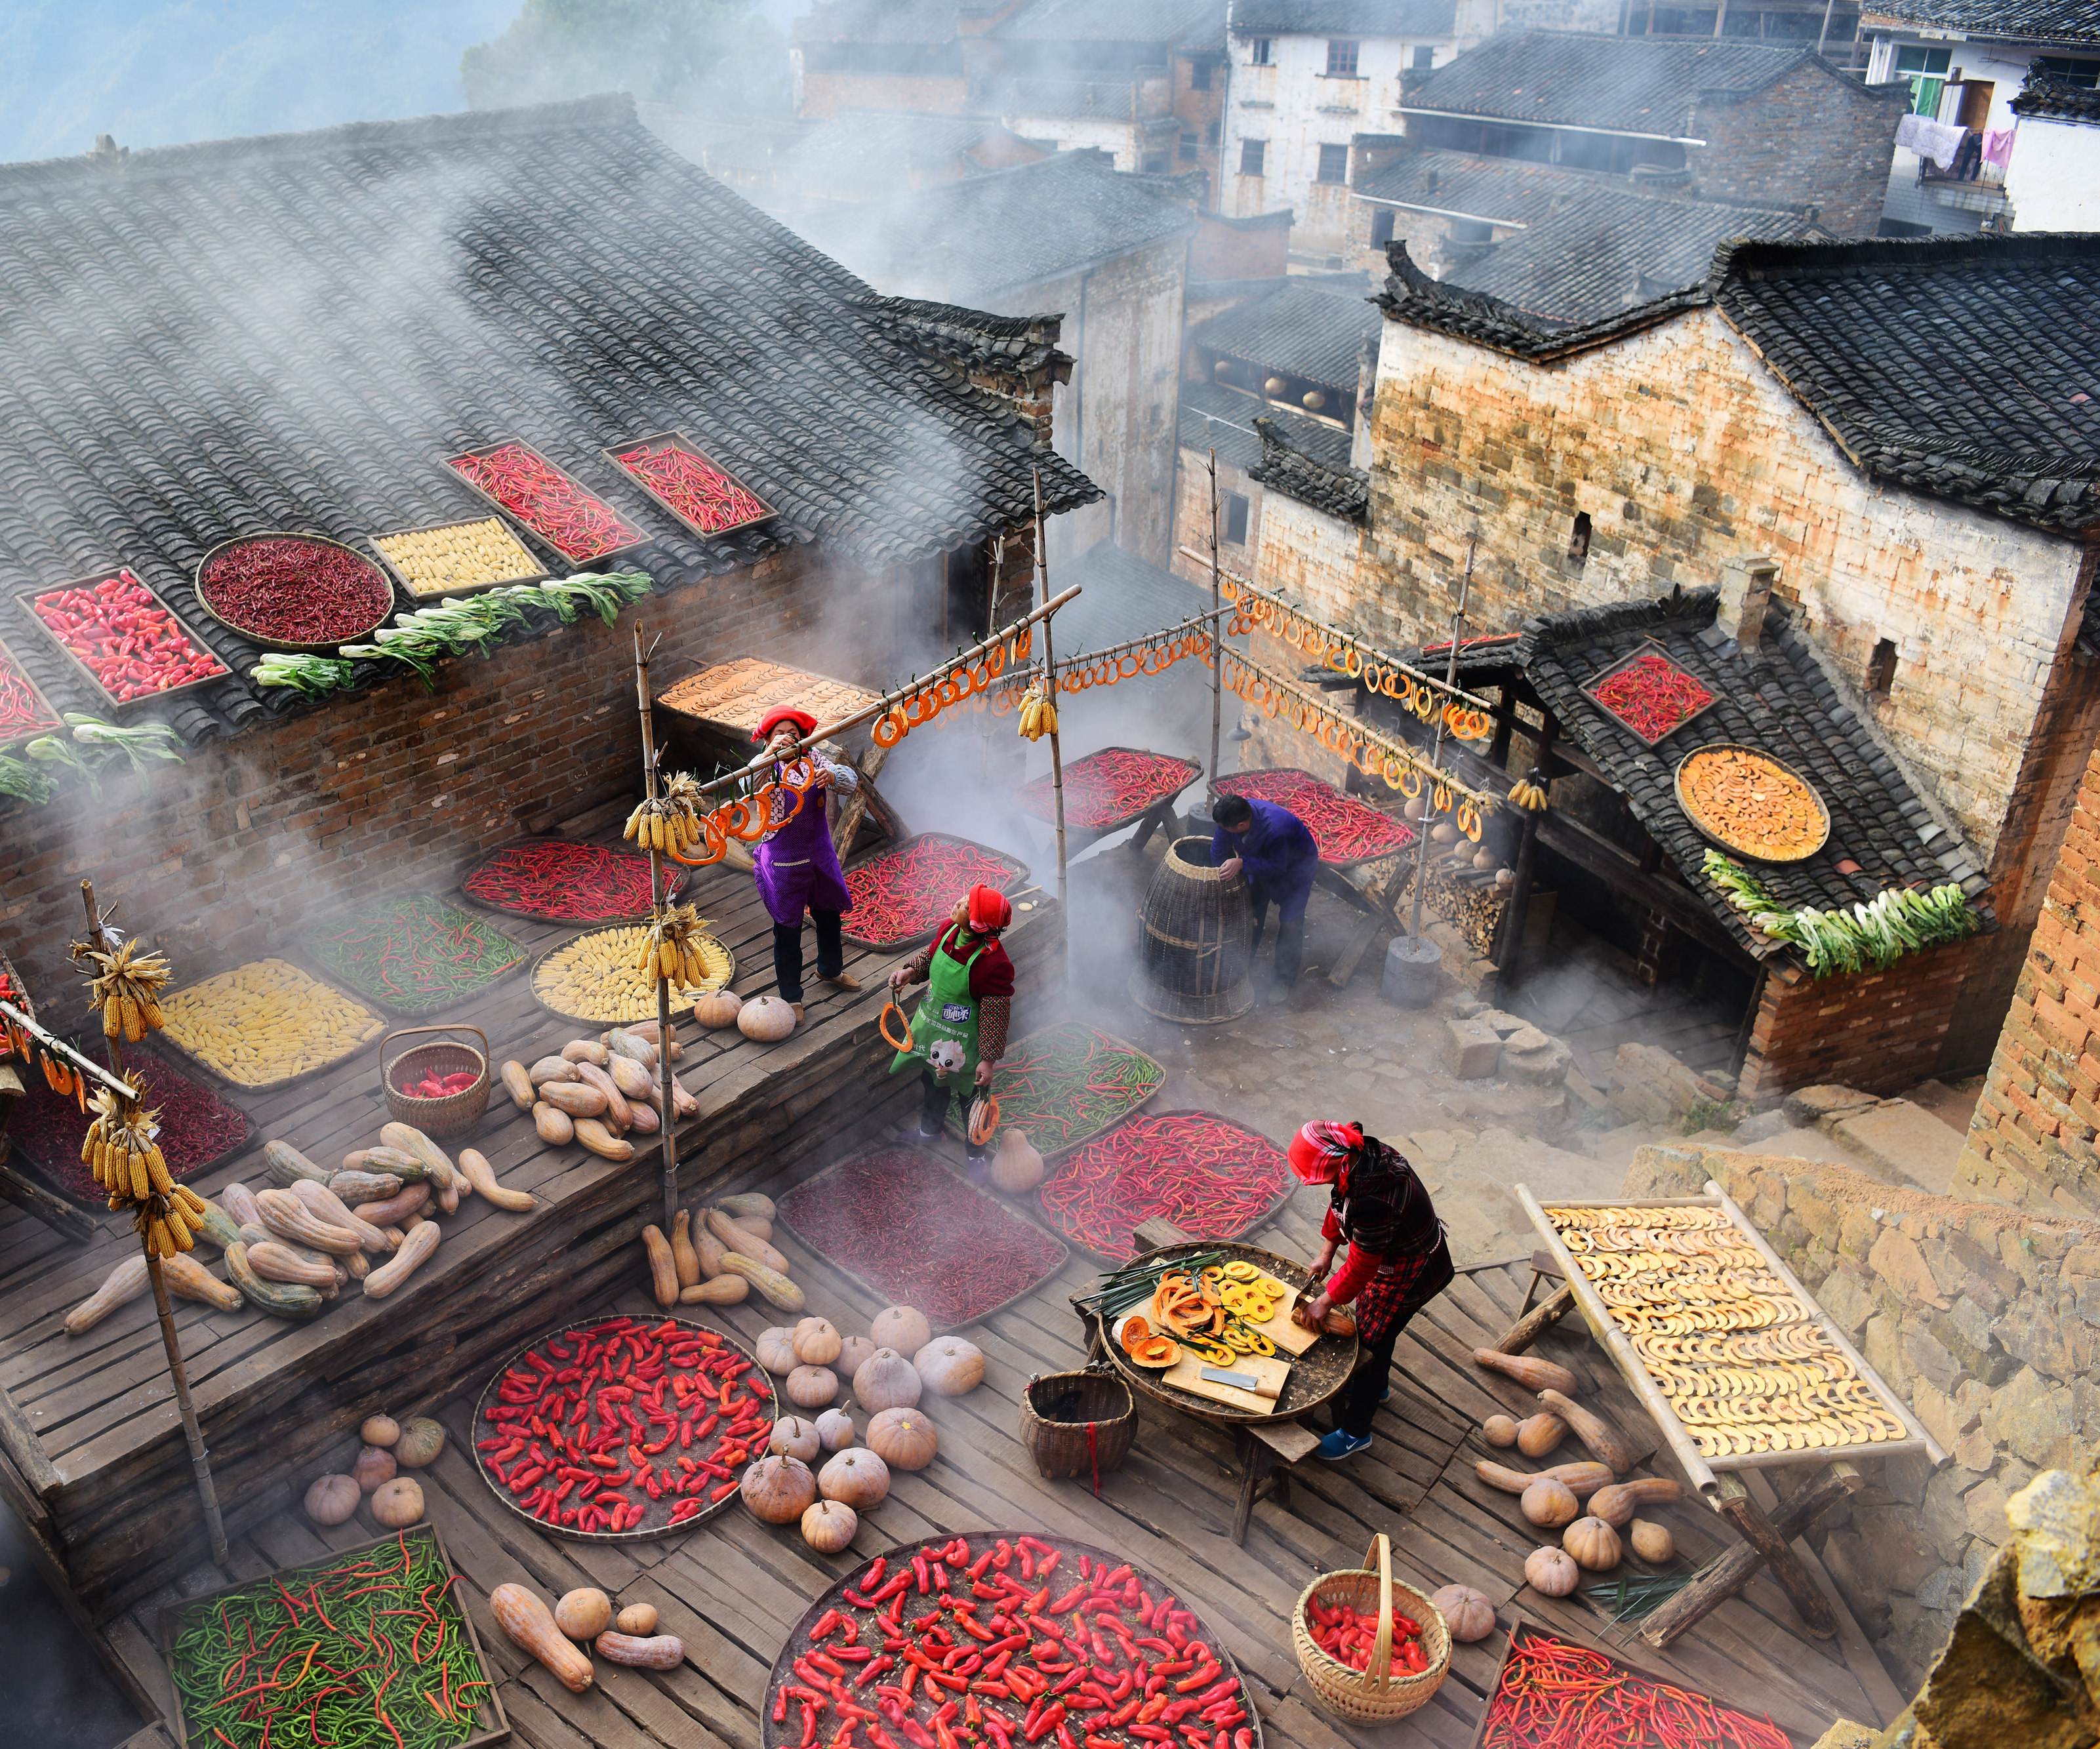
left=1243, top=1282, right=1322, bottom=1357
left=1161, top=1349, right=1293, bottom=1413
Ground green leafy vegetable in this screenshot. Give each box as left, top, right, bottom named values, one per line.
left=1705, top=850, right=1981, bottom=978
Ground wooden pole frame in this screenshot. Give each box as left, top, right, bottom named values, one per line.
left=1407, top=540, right=1471, bottom=940
left=1206, top=449, right=1224, bottom=803
left=631, top=626, right=682, bottom=1231
left=1032, top=468, right=1069, bottom=906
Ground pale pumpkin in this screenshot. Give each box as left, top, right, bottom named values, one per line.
left=361, top=1413, right=400, bottom=1447
left=371, top=1477, right=424, bottom=1528
left=816, top=1408, right=856, bottom=1451
left=1428, top=1584, right=1495, bottom=1644
left=693, top=990, right=743, bottom=1030
left=1520, top=1477, right=1579, bottom=1529
left=913, top=1337, right=984, bottom=1397
left=868, top=1407, right=937, bottom=1471
left=1524, top=1546, right=1580, bottom=1597
left=1516, top=1413, right=1567, bottom=1459
left=1481, top=1415, right=1518, bottom=1448
left=1562, top=1516, right=1622, bottom=1572
left=756, top=1325, right=800, bottom=1375
left=871, top=1306, right=932, bottom=1356
left=770, top=1416, right=822, bottom=1462
left=616, top=1603, right=660, bottom=1637
left=742, top=1454, right=817, bottom=1524
left=989, top=1129, right=1045, bottom=1194
left=786, top=1365, right=839, bottom=1409
left=304, top=1474, right=360, bottom=1527
left=794, top=1317, right=843, bottom=1366
left=738, top=995, right=797, bottom=1042
left=352, top=1445, right=397, bottom=1494
left=555, top=1588, right=614, bottom=1641
left=1628, top=1518, right=1676, bottom=1563
left=818, top=1447, right=891, bottom=1510
left=802, top=1498, right=858, bottom=1555
left=395, top=1417, right=446, bottom=1469
left=837, top=1335, right=876, bottom=1382
left=855, top=1348, right=922, bottom=1412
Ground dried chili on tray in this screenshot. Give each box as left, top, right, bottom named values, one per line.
left=447, top=441, right=644, bottom=563
left=1039, top=1111, right=1293, bottom=1262
left=1212, top=770, right=1413, bottom=866
left=10, top=1041, right=247, bottom=1211
left=195, top=535, right=395, bottom=648
left=0, top=639, right=62, bottom=744
left=28, top=569, right=226, bottom=704
left=843, top=835, right=1028, bottom=949
left=308, top=893, right=526, bottom=1015
left=1584, top=647, right=1716, bottom=744
left=611, top=435, right=773, bottom=536
left=945, top=1022, right=1163, bottom=1154
left=459, top=837, right=678, bottom=923
left=1478, top=1624, right=1789, bottom=1749
left=1020, top=747, right=1201, bottom=832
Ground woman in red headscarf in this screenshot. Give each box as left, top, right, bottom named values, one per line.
left=751, top=706, right=860, bottom=1016
left=888, top=883, right=1016, bottom=1175
left=1288, top=1119, right=1453, bottom=1462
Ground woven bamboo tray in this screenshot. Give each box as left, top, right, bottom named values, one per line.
left=527, top=925, right=733, bottom=1027
left=1674, top=742, right=1831, bottom=864
left=15, top=567, right=229, bottom=713
left=193, top=531, right=398, bottom=652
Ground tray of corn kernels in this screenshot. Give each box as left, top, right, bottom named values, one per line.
left=368, top=517, right=546, bottom=598
left=1542, top=1202, right=1911, bottom=1460
left=157, top=958, right=387, bottom=1091
left=529, top=925, right=733, bottom=1026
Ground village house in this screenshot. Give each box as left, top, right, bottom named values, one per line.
left=762, top=110, right=1047, bottom=212
left=794, top=0, right=977, bottom=117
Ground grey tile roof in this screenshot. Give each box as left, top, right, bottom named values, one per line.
left=0, top=96, right=1099, bottom=751
left=994, top=0, right=1225, bottom=45
left=792, top=150, right=1196, bottom=302
left=778, top=110, right=1005, bottom=187
left=2013, top=70, right=2100, bottom=118
left=1860, top=0, right=2100, bottom=42
left=1402, top=30, right=1828, bottom=136
left=1518, top=588, right=1989, bottom=959
left=1177, top=379, right=1355, bottom=472
left=1230, top=0, right=1459, bottom=34
left=1053, top=538, right=1213, bottom=653
left=1251, top=416, right=1369, bottom=522
left=797, top=0, right=962, bottom=43
left=1189, top=281, right=1383, bottom=390
left=1354, top=148, right=1602, bottom=224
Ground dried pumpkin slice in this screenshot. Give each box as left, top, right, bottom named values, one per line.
left=1120, top=1315, right=1154, bottom=1352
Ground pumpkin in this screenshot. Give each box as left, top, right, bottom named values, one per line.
left=794, top=1317, right=843, bottom=1366
left=352, top=1445, right=397, bottom=1494
left=757, top=1326, right=801, bottom=1375
left=371, top=1477, right=424, bottom=1528
left=787, top=1365, right=839, bottom=1409
left=989, top=1129, right=1045, bottom=1194
left=395, top=1417, right=446, bottom=1469
left=555, top=1588, right=614, bottom=1640
left=1628, top=1518, right=1676, bottom=1564
left=742, top=1454, right=817, bottom=1525
left=361, top=1413, right=400, bottom=1447
left=1525, top=1546, right=1580, bottom=1598
left=913, top=1337, right=984, bottom=1397
left=304, top=1474, right=360, bottom=1527
left=1563, top=1516, right=1622, bottom=1572
left=738, top=995, right=797, bottom=1042
left=868, top=1407, right=937, bottom=1472
left=616, top=1603, right=660, bottom=1637
left=491, top=1584, right=594, bottom=1693
left=855, top=1348, right=923, bottom=1412
left=693, top=990, right=743, bottom=1030
left=818, top=1447, right=891, bottom=1510
left=803, top=1498, right=858, bottom=1555
left=817, top=1408, right=857, bottom=1451
left=871, top=1306, right=932, bottom=1356
left=1428, top=1584, right=1495, bottom=1644
left=1482, top=1415, right=1518, bottom=1448
left=837, top=1335, right=876, bottom=1381
left=770, top=1416, right=822, bottom=1462
left=1516, top=1413, right=1566, bottom=1459
left=1520, top=1477, right=1579, bottom=1529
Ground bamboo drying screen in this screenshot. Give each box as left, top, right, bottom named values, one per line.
left=159, top=959, right=385, bottom=1090
left=657, top=656, right=879, bottom=734
left=460, top=837, right=676, bottom=923
left=1039, top=1110, right=1293, bottom=1262
left=1213, top=770, right=1415, bottom=866
left=1019, top=746, right=1201, bottom=832
left=944, top=1022, right=1165, bottom=1154
left=841, top=835, right=1029, bottom=948
left=308, top=893, right=527, bottom=1015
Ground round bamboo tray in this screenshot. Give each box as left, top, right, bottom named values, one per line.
left=193, top=531, right=397, bottom=652
left=1292, top=1533, right=1451, bottom=1723
left=382, top=1024, right=490, bottom=1137
left=527, top=925, right=733, bottom=1026
left=1674, top=743, right=1830, bottom=864
left=1019, top=1369, right=1135, bottom=1481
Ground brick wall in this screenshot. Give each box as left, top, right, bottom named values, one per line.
left=1690, top=63, right=1908, bottom=236
left=1169, top=445, right=1264, bottom=588
left=1190, top=210, right=1291, bottom=281
left=1626, top=1140, right=2100, bottom=1689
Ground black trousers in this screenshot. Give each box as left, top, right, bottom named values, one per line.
left=1250, top=886, right=1310, bottom=984
left=772, top=911, right=843, bottom=1004
left=919, top=1068, right=991, bottom=1161
left=1333, top=1249, right=1456, bottom=1438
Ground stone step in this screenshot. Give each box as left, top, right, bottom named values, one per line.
left=1827, top=1097, right=1968, bottom=1195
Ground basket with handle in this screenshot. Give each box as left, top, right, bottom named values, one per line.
left=382, top=1023, right=491, bottom=1137
left=1291, top=1533, right=1451, bottom=1723
left=1018, top=1369, right=1135, bottom=1484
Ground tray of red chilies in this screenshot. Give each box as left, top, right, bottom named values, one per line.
left=763, top=1533, right=1264, bottom=1749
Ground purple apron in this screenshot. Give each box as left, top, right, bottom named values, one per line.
left=754, top=765, right=853, bottom=926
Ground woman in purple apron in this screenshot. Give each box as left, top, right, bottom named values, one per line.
left=752, top=706, right=860, bottom=1015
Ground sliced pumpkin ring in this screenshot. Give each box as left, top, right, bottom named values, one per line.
left=1222, top=1260, right=1261, bottom=1283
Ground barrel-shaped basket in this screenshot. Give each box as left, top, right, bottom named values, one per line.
left=382, top=1023, right=491, bottom=1137
left=1019, top=1370, right=1135, bottom=1482
left=1291, top=1533, right=1451, bottom=1723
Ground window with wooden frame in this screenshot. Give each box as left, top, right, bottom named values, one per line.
left=1317, top=142, right=1350, bottom=182
left=1326, top=39, right=1360, bottom=77
left=1249, top=37, right=1273, bottom=66
left=1240, top=138, right=1266, bottom=174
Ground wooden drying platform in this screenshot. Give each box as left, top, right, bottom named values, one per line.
left=0, top=834, right=1062, bottom=1632
left=94, top=1163, right=1898, bottom=1748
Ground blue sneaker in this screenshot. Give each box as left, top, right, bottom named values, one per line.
left=1314, top=1430, right=1372, bottom=1462
left=1381, top=1382, right=1392, bottom=1403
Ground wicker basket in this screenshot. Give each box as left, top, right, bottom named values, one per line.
left=1291, top=1534, right=1451, bottom=1723
left=382, top=1024, right=491, bottom=1137
left=1019, top=1370, right=1135, bottom=1482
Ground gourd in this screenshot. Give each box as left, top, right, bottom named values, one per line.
left=1585, top=1478, right=1682, bottom=1527
left=818, top=1447, right=891, bottom=1509
left=786, top=1365, right=839, bottom=1409
left=616, top=1603, right=659, bottom=1636
left=535, top=1103, right=575, bottom=1145
left=868, top=1407, right=937, bottom=1472
left=559, top=1039, right=609, bottom=1066
left=573, top=1119, right=634, bottom=1163
left=332, top=1169, right=403, bottom=1205
left=817, top=1408, right=856, bottom=1451
left=1524, top=1547, right=1580, bottom=1598
left=693, top=990, right=743, bottom=1030
left=262, top=1139, right=330, bottom=1185
left=681, top=1276, right=748, bottom=1305
left=872, top=1306, right=932, bottom=1356
left=1429, top=1584, right=1494, bottom=1643
left=220, top=1182, right=265, bottom=1228
left=530, top=1055, right=581, bottom=1084
left=555, top=1073, right=616, bottom=1124
left=378, top=1123, right=458, bottom=1198
left=718, top=1191, right=775, bottom=1220
left=255, top=1188, right=361, bottom=1256
left=693, top=1226, right=727, bottom=1279
left=721, top=1251, right=803, bottom=1311
left=670, top=1211, right=700, bottom=1287
left=605, top=1026, right=658, bottom=1068
left=362, top=1414, right=401, bottom=1447
left=643, top=1225, right=679, bottom=1307
left=595, top=1631, right=687, bottom=1670
left=353, top=1183, right=431, bottom=1228
left=757, top=1327, right=801, bottom=1375
left=304, top=1474, right=361, bottom=1527
left=1482, top=1415, right=1518, bottom=1448
left=1472, top=1348, right=1578, bottom=1396
left=607, top=1054, right=656, bottom=1102
left=163, top=1254, right=243, bottom=1312
left=1520, top=1477, right=1579, bottom=1529
left=794, top=1317, right=843, bottom=1365
left=353, top=1445, right=398, bottom=1493
left=1628, top=1518, right=1676, bottom=1563
left=1516, top=1413, right=1566, bottom=1459
left=837, top=1336, right=876, bottom=1382
left=1475, top=1458, right=1614, bottom=1497
left=738, top=995, right=797, bottom=1041
left=224, top=1243, right=325, bottom=1319
left=1562, top=1516, right=1621, bottom=1572
left=364, top=1221, right=441, bottom=1297
left=1538, top=1389, right=1634, bottom=1475
left=914, top=1337, right=984, bottom=1397
left=371, top=1477, right=425, bottom=1528
left=460, top=1148, right=534, bottom=1213
left=395, top=1418, right=446, bottom=1469
left=990, top=1129, right=1045, bottom=1194
left=501, top=1060, right=535, bottom=1110
left=802, top=1500, right=858, bottom=1555
left=65, top=1254, right=150, bottom=1334
left=707, top=1209, right=788, bottom=1273
left=742, top=1454, right=817, bottom=1525
left=189, top=1196, right=243, bottom=1251
left=855, top=1348, right=922, bottom=1412
left=555, top=1588, right=614, bottom=1640
left=491, top=1584, right=594, bottom=1692
left=290, top=1178, right=391, bottom=1250
left=770, top=1417, right=822, bottom=1462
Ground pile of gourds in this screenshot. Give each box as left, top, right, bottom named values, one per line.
left=637, top=1192, right=805, bottom=1312
left=491, top=1582, right=686, bottom=1695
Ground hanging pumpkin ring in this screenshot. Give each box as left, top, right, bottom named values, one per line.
left=967, top=1095, right=1000, bottom=1147
left=879, top=1001, right=914, bottom=1053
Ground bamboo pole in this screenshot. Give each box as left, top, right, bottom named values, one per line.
left=632, top=626, right=681, bottom=1231
left=1407, top=540, right=1471, bottom=941
left=1206, top=449, right=1224, bottom=798
left=77, top=880, right=228, bottom=1567
left=1032, top=468, right=1068, bottom=906
left=0, top=997, right=141, bottom=1102
left=984, top=604, right=1226, bottom=687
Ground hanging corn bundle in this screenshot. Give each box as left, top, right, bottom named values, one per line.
left=75, top=933, right=172, bottom=1040
left=632, top=902, right=731, bottom=988
left=1016, top=679, right=1059, bottom=742
left=624, top=769, right=706, bottom=855
left=83, top=1086, right=208, bottom=1256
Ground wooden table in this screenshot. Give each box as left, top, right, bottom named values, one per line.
left=1497, top=1181, right=1944, bottom=1648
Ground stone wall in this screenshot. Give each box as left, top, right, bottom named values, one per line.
left=1689, top=62, right=1908, bottom=236
left=1169, top=445, right=1266, bottom=590
left=1626, top=1139, right=2100, bottom=1689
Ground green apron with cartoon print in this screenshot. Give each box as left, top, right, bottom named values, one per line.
left=890, top=931, right=985, bottom=1087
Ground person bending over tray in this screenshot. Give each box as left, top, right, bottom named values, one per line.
left=1210, top=792, right=1318, bottom=987
left=752, top=706, right=862, bottom=1018
left=888, top=883, right=1015, bottom=1177
left=1287, top=1119, right=1453, bottom=1463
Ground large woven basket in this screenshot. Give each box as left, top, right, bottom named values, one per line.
left=1019, top=1370, right=1135, bottom=1483
left=1291, top=1533, right=1451, bottom=1723
left=382, top=1024, right=491, bottom=1137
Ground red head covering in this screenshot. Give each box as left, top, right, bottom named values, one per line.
left=966, top=885, right=1012, bottom=933
left=754, top=706, right=818, bottom=743
left=1287, top=1120, right=1364, bottom=1184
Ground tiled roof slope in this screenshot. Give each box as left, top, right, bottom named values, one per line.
left=798, top=0, right=961, bottom=43
left=1860, top=0, right=2100, bottom=42
left=1713, top=233, right=2100, bottom=535
left=778, top=110, right=1003, bottom=186
left=1230, top=1, right=1459, bottom=33
left=1189, top=281, right=1383, bottom=391
left=1251, top=416, right=1369, bottom=522
left=1519, top=589, right=1989, bottom=961
left=1354, top=148, right=1603, bottom=225
left=1402, top=31, right=1838, bottom=136
left=1177, top=380, right=1354, bottom=472
left=0, top=96, right=1099, bottom=749
left=2013, top=71, right=2100, bottom=119
left=994, top=0, right=1224, bottom=45
left=1053, top=538, right=1213, bottom=654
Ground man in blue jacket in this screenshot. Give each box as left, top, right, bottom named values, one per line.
left=1211, top=792, right=1321, bottom=986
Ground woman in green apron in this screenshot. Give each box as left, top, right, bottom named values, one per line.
left=889, top=883, right=1015, bottom=1173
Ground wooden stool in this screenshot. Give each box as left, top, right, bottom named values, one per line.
left=1230, top=1421, right=1320, bottom=1546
